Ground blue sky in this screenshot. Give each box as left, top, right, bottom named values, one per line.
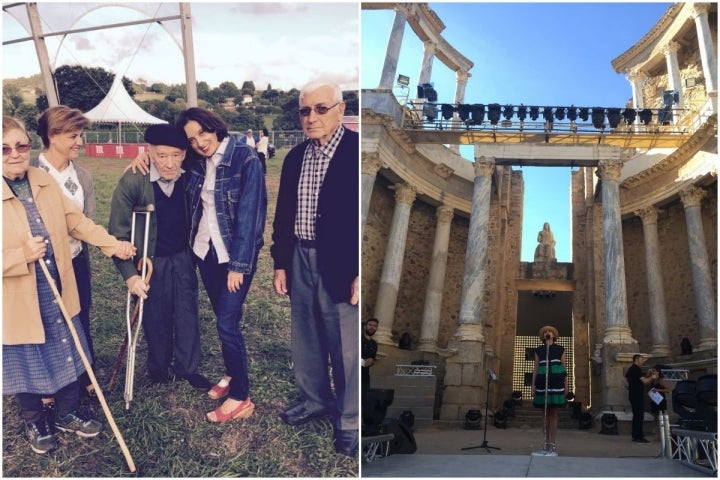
left=362, top=2, right=673, bottom=262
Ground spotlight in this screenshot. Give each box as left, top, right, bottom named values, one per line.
left=566, top=106, right=578, bottom=122
left=458, top=104, right=471, bottom=122
left=578, top=107, right=589, bottom=121
left=423, top=102, right=438, bottom=122
left=417, top=82, right=437, bottom=102
left=542, top=107, right=553, bottom=122
left=516, top=105, right=527, bottom=121
left=396, top=74, right=410, bottom=87
left=662, top=89, right=679, bottom=108
left=639, top=108, right=653, bottom=125
left=658, top=107, right=673, bottom=125
left=502, top=105, right=514, bottom=121
left=493, top=411, right=507, bottom=429
left=441, top=104, right=455, bottom=121
left=622, top=108, right=636, bottom=125
left=607, top=108, right=621, bottom=129
left=591, top=107, right=605, bottom=130
left=554, top=107, right=566, bottom=121
left=487, top=103, right=501, bottom=125
left=464, top=409, right=482, bottom=430
left=529, top=106, right=539, bottom=120
left=600, top=413, right=618, bottom=434
left=579, top=412, right=593, bottom=429
left=471, top=104, right=485, bottom=124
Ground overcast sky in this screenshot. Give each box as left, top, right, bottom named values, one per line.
left=3, top=2, right=359, bottom=91
left=362, top=2, right=672, bottom=262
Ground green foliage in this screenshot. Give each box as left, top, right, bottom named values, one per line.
left=2, top=153, right=358, bottom=477
left=51, top=65, right=134, bottom=111
left=14, top=104, right=41, bottom=134
left=241, top=80, right=256, bottom=97
left=273, top=96, right=302, bottom=131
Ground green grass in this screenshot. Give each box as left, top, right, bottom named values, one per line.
left=2, top=149, right=358, bottom=477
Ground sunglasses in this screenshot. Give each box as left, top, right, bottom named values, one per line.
left=2, top=143, right=31, bottom=155
left=299, top=102, right=340, bottom=117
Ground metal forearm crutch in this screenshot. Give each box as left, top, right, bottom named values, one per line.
left=543, top=338, right=551, bottom=452
left=124, top=204, right=154, bottom=410
left=31, top=235, right=136, bottom=472
left=107, top=257, right=152, bottom=391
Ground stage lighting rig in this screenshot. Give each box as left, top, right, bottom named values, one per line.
left=502, top=105, right=514, bottom=121
left=591, top=107, right=605, bottom=130
left=516, top=105, right=527, bottom=121
left=578, top=107, right=589, bottom=122
left=554, top=107, right=565, bottom=122
left=441, top=104, right=455, bottom=121
left=487, top=103, right=501, bottom=125
left=639, top=108, right=653, bottom=125
left=566, top=107, right=577, bottom=122
left=622, top=108, right=636, bottom=125
left=458, top=104, right=471, bottom=122
left=417, top=82, right=438, bottom=102
left=529, top=106, right=539, bottom=121
left=607, top=108, right=621, bottom=129
left=471, top=104, right=486, bottom=124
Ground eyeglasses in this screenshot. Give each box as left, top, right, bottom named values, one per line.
left=2, top=143, right=31, bottom=155
left=299, top=102, right=340, bottom=117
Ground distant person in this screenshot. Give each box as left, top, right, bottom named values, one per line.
left=3, top=115, right=135, bottom=454
left=625, top=354, right=653, bottom=443
left=648, top=364, right=671, bottom=419
left=271, top=78, right=359, bottom=456
left=256, top=128, right=269, bottom=174
left=109, top=124, right=211, bottom=390
left=241, top=129, right=256, bottom=148
left=532, top=325, right=566, bottom=456
left=362, top=318, right=379, bottom=389
left=33, top=106, right=98, bottom=404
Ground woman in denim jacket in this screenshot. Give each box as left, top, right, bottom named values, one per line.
left=177, top=108, right=267, bottom=423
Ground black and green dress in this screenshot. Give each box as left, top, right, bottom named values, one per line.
left=533, top=342, right=566, bottom=408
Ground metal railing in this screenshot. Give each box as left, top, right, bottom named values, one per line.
left=80, top=130, right=308, bottom=150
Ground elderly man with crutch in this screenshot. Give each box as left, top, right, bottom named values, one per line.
left=109, top=124, right=211, bottom=405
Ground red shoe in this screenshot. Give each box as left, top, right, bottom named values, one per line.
left=206, top=399, right=254, bottom=423
left=207, top=381, right=230, bottom=400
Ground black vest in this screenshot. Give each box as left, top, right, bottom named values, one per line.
left=153, top=181, right=189, bottom=257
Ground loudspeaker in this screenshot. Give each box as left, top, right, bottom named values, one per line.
left=579, top=412, right=593, bottom=429
left=363, top=389, right=395, bottom=426
left=600, top=413, right=618, bottom=435
left=493, top=411, right=507, bottom=429
left=383, top=419, right=417, bottom=455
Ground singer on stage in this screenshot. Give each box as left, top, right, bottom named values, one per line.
left=531, top=325, right=567, bottom=455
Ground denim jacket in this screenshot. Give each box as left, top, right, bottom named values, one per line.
left=186, top=135, right=267, bottom=274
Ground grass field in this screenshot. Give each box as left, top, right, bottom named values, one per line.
left=2, top=149, right=359, bottom=477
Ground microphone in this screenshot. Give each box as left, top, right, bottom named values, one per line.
left=545, top=333, right=551, bottom=340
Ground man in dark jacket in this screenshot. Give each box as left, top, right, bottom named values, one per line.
left=271, top=79, right=359, bottom=457
left=625, top=354, right=652, bottom=443
left=109, top=124, right=210, bottom=390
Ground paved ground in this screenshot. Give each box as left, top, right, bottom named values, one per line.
left=361, top=425, right=712, bottom=477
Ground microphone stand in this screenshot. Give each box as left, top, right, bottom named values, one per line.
left=461, top=371, right=501, bottom=453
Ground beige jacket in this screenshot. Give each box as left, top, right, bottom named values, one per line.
left=3, top=167, right=119, bottom=345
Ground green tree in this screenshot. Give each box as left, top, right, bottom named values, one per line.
left=218, top=81, right=240, bottom=101
left=2, top=85, right=23, bottom=115
left=241, top=80, right=256, bottom=97
left=261, top=86, right=279, bottom=105
left=15, top=103, right=40, bottom=134
left=272, top=95, right=302, bottom=131
left=50, top=65, right=134, bottom=111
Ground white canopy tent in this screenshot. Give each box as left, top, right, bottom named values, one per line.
left=84, top=74, right=167, bottom=142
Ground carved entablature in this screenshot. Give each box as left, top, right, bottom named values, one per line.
left=433, top=163, right=454, bottom=179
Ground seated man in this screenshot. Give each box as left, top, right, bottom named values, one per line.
left=109, top=124, right=210, bottom=390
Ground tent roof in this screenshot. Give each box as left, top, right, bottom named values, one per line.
left=84, top=74, right=167, bottom=125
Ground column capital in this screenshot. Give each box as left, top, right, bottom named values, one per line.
left=436, top=204, right=454, bottom=224
left=423, top=39, right=437, bottom=53
left=473, top=156, right=495, bottom=177
left=627, top=69, right=646, bottom=83
left=361, top=151, right=383, bottom=175
left=456, top=70, right=470, bottom=83
left=662, top=41, right=681, bottom=55
left=634, top=206, right=659, bottom=225
left=393, top=182, right=417, bottom=205
left=679, top=185, right=707, bottom=208
left=596, top=159, right=623, bottom=182
left=691, top=3, right=711, bottom=18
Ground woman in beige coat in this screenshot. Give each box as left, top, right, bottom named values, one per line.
left=3, top=116, right=134, bottom=455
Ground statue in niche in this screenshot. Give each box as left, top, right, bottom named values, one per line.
left=534, top=222, right=556, bottom=262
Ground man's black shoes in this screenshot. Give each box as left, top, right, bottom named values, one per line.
left=334, top=428, right=358, bottom=457
left=280, top=403, right=333, bottom=426
left=181, top=373, right=212, bottom=391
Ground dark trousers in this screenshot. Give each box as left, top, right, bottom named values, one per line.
left=289, top=244, right=359, bottom=431
left=195, top=246, right=254, bottom=401
left=258, top=152, right=267, bottom=174
left=18, top=381, right=80, bottom=423
left=630, top=394, right=645, bottom=439
left=73, top=252, right=93, bottom=389
left=142, top=249, right=201, bottom=377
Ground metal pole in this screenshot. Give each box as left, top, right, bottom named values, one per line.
left=180, top=3, right=198, bottom=107
left=26, top=3, right=58, bottom=107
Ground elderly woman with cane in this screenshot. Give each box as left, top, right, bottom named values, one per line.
left=2, top=116, right=135, bottom=455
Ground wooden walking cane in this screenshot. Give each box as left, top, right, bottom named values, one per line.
left=107, top=258, right=153, bottom=391
left=32, top=242, right=136, bottom=473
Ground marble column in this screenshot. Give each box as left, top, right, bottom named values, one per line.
left=662, top=41, right=683, bottom=111
left=361, top=152, right=384, bottom=233
left=418, top=205, right=454, bottom=352
left=634, top=207, right=671, bottom=356
left=372, top=183, right=417, bottom=345
left=450, top=70, right=470, bottom=154
left=628, top=69, right=646, bottom=111
left=679, top=186, right=717, bottom=351
left=452, top=156, right=495, bottom=343
left=597, top=159, right=636, bottom=344
left=379, top=8, right=408, bottom=89
left=691, top=3, right=717, bottom=93
left=418, top=40, right=436, bottom=85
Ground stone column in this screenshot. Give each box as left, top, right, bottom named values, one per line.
left=679, top=186, right=717, bottom=351
left=418, top=40, right=436, bottom=85
left=662, top=41, right=683, bottom=110
left=372, top=183, right=417, bottom=345
left=418, top=205, right=454, bottom=352
left=691, top=4, right=717, bottom=93
left=361, top=152, right=383, bottom=233
left=452, top=156, right=495, bottom=343
left=597, top=159, right=636, bottom=345
left=634, top=207, right=671, bottom=356
left=450, top=70, right=470, bottom=154
left=628, top=69, right=646, bottom=110
left=379, top=7, right=408, bottom=89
